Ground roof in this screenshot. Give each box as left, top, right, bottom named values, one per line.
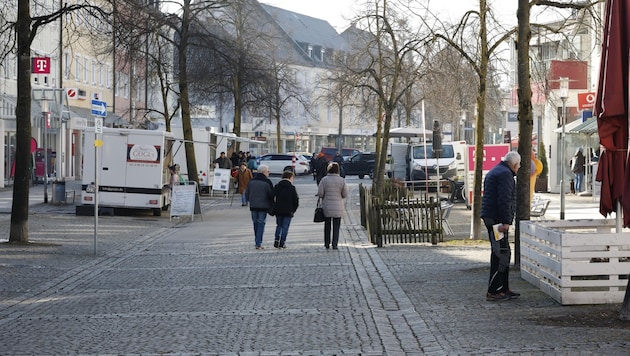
left=260, top=4, right=345, bottom=51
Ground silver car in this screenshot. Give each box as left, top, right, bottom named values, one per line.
left=257, top=154, right=310, bottom=175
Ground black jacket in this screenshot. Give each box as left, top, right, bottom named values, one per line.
left=273, top=179, right=299, bottom=217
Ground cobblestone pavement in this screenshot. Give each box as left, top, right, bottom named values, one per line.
left=0, top=178, right=629, bottom=355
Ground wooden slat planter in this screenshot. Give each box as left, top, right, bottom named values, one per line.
left=520, top=219, right=630, bottom=305
left=359, top=184, right=443, bottom=246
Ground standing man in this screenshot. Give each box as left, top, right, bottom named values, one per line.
left=314, top=152, right=328, bottom=185
left=214, top=152, right=232, bottom=169
left=333, top=151, right=345, bottom=178
left=244, top=165, right=274, bottom=249
left=480, top=151, right=521, bottom=301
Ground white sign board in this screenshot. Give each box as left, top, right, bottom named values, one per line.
left=170, top=184, right=196, bottom=219
left=212, top=168, right=232, bottom=192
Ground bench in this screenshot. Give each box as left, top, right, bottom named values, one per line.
left=530, top=198, right=550, bottom=220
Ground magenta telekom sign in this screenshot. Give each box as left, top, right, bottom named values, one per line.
left=32, top=57, right=51, bottom=74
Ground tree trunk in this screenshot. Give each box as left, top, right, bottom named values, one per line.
left=471, top=0, right=488, bottom=240
left=178, top=0, right=199, bottom=184
left=9, top=0, right=33, bottom=243
left=232, top=72, right=242, bottom=153
left=514, top=0, right=534, bottom=267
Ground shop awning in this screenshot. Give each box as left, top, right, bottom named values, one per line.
left=553, top=119, right=584, bottom=133
left=569, top=117, right=598, bottom=135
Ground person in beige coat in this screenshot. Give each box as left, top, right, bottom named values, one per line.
left=317, top=162, right=348, bottom=250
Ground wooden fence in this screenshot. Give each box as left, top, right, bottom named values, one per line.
left=359, top=184, right=443, bottom=246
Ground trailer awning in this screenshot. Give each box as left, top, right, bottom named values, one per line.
left=213, top=132, right=266, bottom=145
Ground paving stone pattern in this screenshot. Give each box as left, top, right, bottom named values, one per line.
left=0, top=180, right=628, bottom=355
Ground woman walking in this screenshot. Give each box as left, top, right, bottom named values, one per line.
left=272, top=170, right=299, bottom=248
left=317, top=162, right=348, bottom=250
left=236, top=162, right=253, bottom=206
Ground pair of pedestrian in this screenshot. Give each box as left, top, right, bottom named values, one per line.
left=244, top=165, right=299, bottom=249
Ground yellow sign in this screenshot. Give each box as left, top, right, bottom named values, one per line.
left=94, top=139, right=103, bottom=147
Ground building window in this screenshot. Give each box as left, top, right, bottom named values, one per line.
left=83, top=57, right=88, bottom=83
left=64, top=52, right=70, bottom=79
left=114, top=72, right=119, bottom=97
left=107, top=65, right=111, bottom=88
left=91, top=60, right=96, bottom=84
left=75, top=55, right=81, bottom=82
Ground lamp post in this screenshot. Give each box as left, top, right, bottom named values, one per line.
left=40, top=94, right=50, bottom=204
left=559, top=77, right=569, bottom=220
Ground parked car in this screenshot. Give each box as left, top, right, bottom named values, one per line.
left=286, top=152, right=313, bottom=173
left=343, top=152, right=376, bottom=179
left=257, top=154, right=310, bottom=175
left=320, top=147, right=360, bottom=162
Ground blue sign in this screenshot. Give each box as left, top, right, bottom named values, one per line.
left=91, top=100, right=107, bottom=117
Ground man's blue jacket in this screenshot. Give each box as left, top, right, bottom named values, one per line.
left=480, top=160, right=516, bottom=225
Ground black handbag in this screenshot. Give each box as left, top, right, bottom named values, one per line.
left=313, top=198, right=325, bottom=223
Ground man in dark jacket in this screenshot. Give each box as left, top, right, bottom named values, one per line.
left=314, top=152, right=328, bottom=185
left=272, top=170, right=299, bottom=248
left=244, top=165, right=274, bottom=249
left=333, top=151, right=345, bottom=178
left=213, top=152, right=232, bottom=169
left=480, top=151, right=521, bottom=301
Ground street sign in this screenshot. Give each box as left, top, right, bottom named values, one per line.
left=95, top=118, right=103, bottom=134
left=91, top=100, right=107, bottom=117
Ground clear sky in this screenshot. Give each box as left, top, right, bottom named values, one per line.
left=260, top=0, right=521, bottom=32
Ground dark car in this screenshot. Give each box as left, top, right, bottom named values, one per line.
left=320, top=147, right=360, bottom=162
left=343, top=152, right=376, bottom=179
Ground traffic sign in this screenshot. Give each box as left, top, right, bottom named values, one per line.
left=95, top=118, right=103, bottom=133
left=91, top=100, right=107, bottom=117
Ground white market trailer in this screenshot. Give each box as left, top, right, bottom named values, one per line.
left=76, top=128, right=174, bottom=216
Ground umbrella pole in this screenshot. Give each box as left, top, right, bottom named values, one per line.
left=617, top=201, right=623, bottom=233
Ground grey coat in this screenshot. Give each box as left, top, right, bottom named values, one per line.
left=317, top=174, right=348, bottom=218
left=244, top=173, right=274, bottom=212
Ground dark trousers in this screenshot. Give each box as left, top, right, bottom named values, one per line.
left=483, top=218, right=511, bottom=294
left=324, top=217, right=341, bottom=248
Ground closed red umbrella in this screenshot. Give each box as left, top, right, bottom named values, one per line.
left=595, top=0, right=630, bottom=226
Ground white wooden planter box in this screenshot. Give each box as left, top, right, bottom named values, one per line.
left=520, top=219, right=630, bottom=305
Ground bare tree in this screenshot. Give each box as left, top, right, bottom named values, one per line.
left=262, top=58, right=309, bottom=153
left=0, top=0, right=106, bottom=243
left=204, top=0, right=276, bottom=153
left=138, top=0, right=228, bottom=183
left=346, top=0, right=431, bottom=189
left=429, top=0, right=516, bottom=239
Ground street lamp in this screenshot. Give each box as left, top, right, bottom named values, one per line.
left=559, top=77, right=569, bottom=220
left=39, top=93, right=50, bottom=204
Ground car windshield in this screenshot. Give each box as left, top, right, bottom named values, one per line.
left=412, top=145, right=454, bottom=159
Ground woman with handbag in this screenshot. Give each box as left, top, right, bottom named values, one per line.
left=317, top=162, right=348, bottom=250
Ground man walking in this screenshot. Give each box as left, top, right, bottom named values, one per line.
left=480, top=151, right=521, bottom=301
left=244, top=165, right=274, bottom=249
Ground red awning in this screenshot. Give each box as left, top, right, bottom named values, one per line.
left=594, top=0, right=630, bottom=225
